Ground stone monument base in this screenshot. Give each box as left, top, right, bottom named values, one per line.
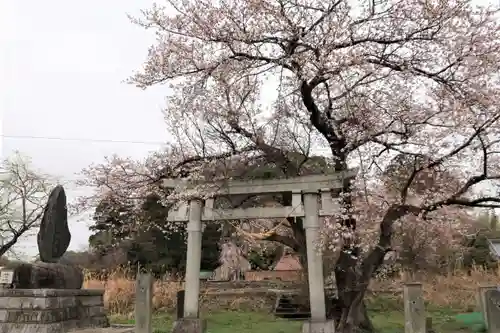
left=301, top=320, right=336, bottom=333
left=171, top=318, right=207, bottom=333
left=0, top=289, right=109, bottom=333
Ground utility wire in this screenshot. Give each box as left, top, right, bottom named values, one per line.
left=1, top=134, right=168, bottom=145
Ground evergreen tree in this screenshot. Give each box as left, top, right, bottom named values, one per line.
left=201, top=223, right=221, bottom=271
left=89, top=193, right=222, bottom=276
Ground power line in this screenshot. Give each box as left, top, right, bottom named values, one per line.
left=1, top=134, right=168, bottom=145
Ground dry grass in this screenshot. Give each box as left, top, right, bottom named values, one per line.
left=84, top=269, right=182, bottom=314
left=369, top=268, right=500, bottom=311
left=83, top=267, right=500, bottom=315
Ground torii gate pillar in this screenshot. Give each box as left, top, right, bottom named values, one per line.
left=184, top=199, right=203, bottom=318
left=303, top=192, right=326, bottom=320
left=172, top=199, right=207, bottom=333
left=302, top=191, right=336, bottom=333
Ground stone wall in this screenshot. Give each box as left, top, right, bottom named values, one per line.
left=244, top=270, right=303, bottom=281
left=0, top=289, right=108, bottom=333
left=200, top=289, right=278, bottom=312
left=202, top=280, right=301, bottom=290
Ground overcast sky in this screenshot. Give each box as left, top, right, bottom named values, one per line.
left=1, top=0, right=171, bottom=258
left=1, top=0, right=497, bottom=259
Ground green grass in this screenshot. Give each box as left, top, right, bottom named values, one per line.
left=367, top=295, right=474, bottom=333
left=111, top=295, right=481, bottom=333
left=111, top=312, right=302, bottom=333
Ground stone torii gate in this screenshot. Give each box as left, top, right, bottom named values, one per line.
left=166, top=171, right=357, bottom=333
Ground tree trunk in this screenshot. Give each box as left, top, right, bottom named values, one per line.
left=272, top=198, right=419, bottom=333
left=288, top=221, right=373, bottom=333
left=329, top=247, right=375, bottom=333
left=326, top=295, right=373, bottom=333
left=331, top=205, right=420, bottom=333
left=275, top=212, right=373, bottom=333
left=331, top=289, right=374, bottom=333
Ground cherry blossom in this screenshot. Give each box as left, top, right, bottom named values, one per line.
left=82, top=0, right=500, bottom=331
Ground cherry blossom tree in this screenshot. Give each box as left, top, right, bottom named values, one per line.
left=0, top=152, right=55, bottom=257
left=82, top=0, right=500, bottom=331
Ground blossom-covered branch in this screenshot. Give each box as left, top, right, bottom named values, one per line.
left=91, top=1, right=500, bottom=331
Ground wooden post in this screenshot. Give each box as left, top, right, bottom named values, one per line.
left=426, top=317, right=433, bottom=333
left=404, top=283, right=426, bottom=333
left=136, top=272, right=153, bottom=333
left=177, top=290, right=185, bottom=319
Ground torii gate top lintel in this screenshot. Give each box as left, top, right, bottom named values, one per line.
left=163, top=169, right=357, bottom=222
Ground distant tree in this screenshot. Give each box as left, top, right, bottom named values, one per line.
left=463, top=232, right=498, bottom=270
left=0, top=152, right=55, bottom=257
left=247, top=246, right=284, bottom=271
left=201, top=222, right=221, bottom=271
left=475, top=209, right=499, bottom=232
left=88, top=196, right=134, bottom=253
left=458, top=212, right=500, bottom=271
left=89, top=193, right=222, bottom=276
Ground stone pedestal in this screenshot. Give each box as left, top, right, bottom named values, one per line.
left=171, top=318, right=206, bottom=333
left=301, top=320, right=336, bottom=333
left=0, top=289, right=109, bottom=333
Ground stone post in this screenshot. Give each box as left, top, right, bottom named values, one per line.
left=135, top=272, right=153, bottom=333
left=184, top=199, right=203, bottom=318
left=478, top=284, right=497, bottom=330
left=403, top=283, right=426, bottom=333
left=303, top=192, right=326, bottom=321
left=485, top=289, right=500, bottom=333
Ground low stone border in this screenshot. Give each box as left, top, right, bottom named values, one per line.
left=70, top=328, right=134, bottom=333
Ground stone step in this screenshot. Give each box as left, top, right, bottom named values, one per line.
left=70, top=328, right=134, bottom=333
left=274, top=294, right=311, bottom=321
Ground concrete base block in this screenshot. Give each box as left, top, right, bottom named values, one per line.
left=171, top=318, right=207, bottom=333
left=0, top=289, right=109, bottom=333
left=302, top=320, right=336, bottom=333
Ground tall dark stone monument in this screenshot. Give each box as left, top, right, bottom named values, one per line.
left=3, top=185, right=83, bottom=289
left=0, top=185, right=109, bottom=333
left=38, top=185, right=71, bottom=263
